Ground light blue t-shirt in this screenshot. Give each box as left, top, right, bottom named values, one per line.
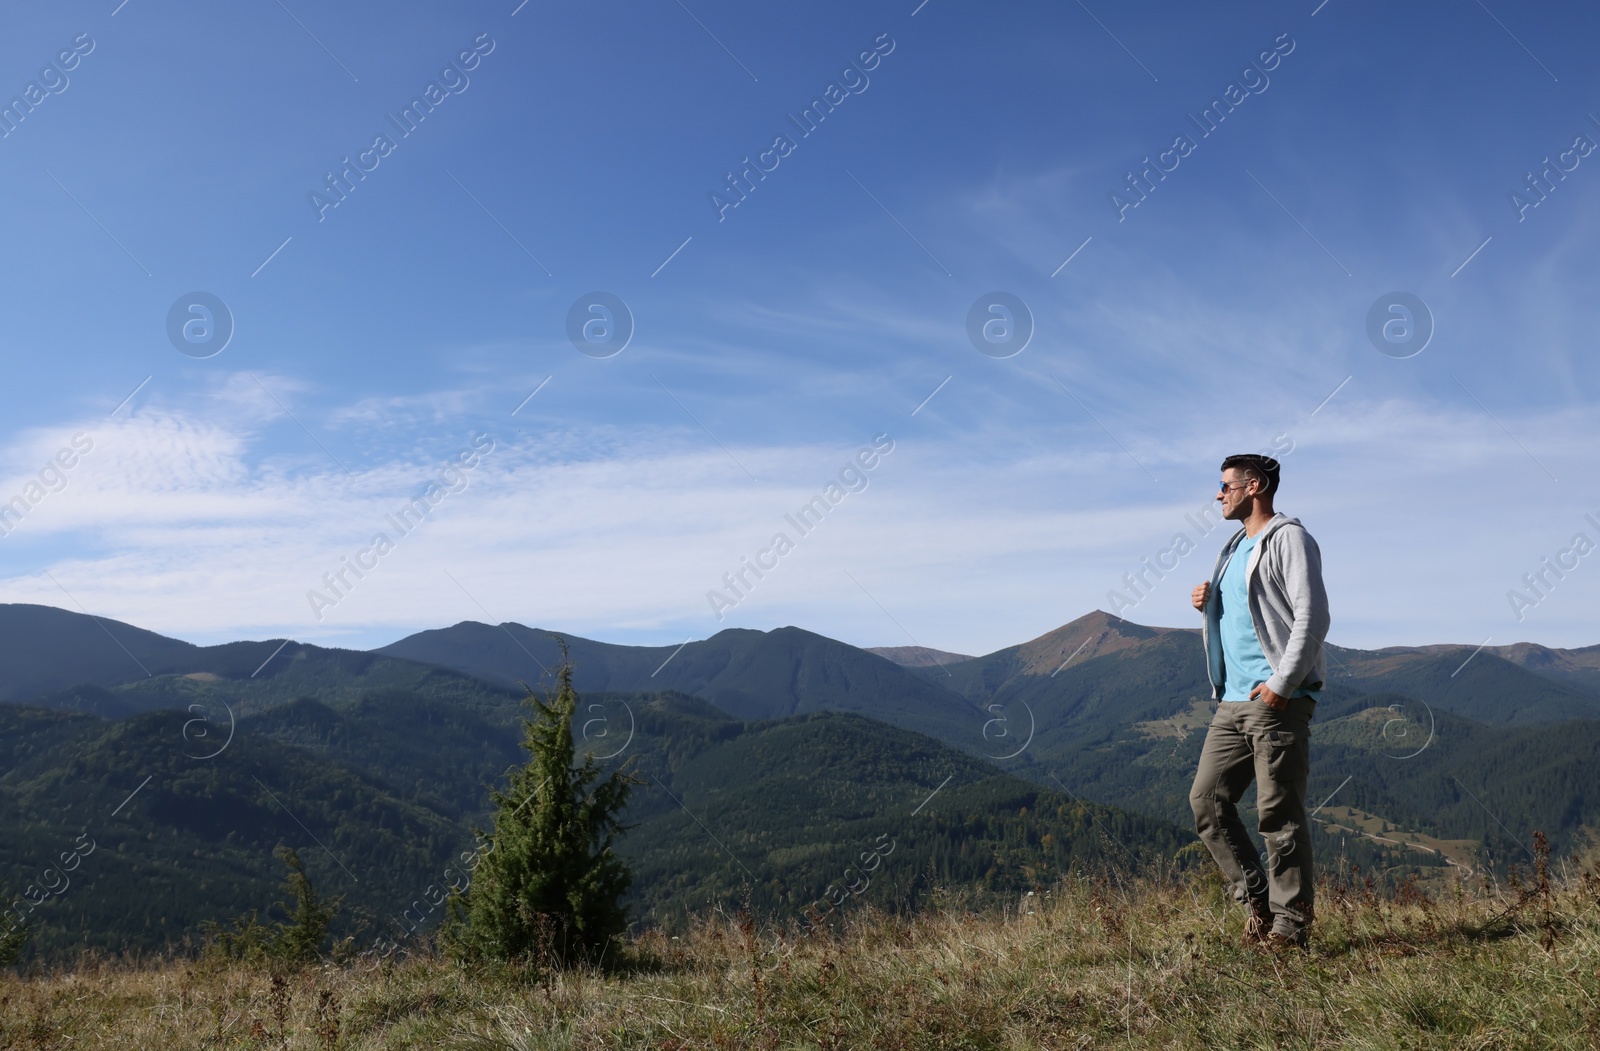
left=1218, top=532, right=1321, bottom=703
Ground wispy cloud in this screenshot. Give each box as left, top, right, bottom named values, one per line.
left=2, top=377, right=1596, bottom=654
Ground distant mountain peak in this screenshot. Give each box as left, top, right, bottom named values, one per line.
left=1011, top=610, right=1173, bottom=676
left=866, top=645, right=976, bottom=668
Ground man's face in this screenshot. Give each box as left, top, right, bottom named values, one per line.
left=1217, top=467, right=1257, bottom=521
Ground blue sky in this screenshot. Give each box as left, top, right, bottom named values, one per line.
left=2, top=0, right=1598, bottom=655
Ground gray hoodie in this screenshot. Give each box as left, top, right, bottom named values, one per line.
left=1201, top=512, right=1330, bottom=702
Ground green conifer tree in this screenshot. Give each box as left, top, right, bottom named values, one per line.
left=269, top=845, right=342, bottom=964
left=199, top=846, right=341, bottom=965
left=0, top=904, right=27, bottom=966
left=447, top=647, right=638, bottom=966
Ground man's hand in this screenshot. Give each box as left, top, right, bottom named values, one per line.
left=1191, top=582, right=1210, bottom=612
left=1250, top=683, right=1287, bottom=711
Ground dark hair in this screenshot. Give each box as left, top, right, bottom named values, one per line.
left=1220, top=454, right=1280, bottom=498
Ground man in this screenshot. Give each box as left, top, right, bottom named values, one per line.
left=1188, top=454, right=1329, bottom=953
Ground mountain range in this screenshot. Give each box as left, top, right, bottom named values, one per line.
left=3, top=602, right=1598, bottom=958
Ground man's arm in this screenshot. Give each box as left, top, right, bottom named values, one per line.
left=1262, top=526, right=1330, bottom=698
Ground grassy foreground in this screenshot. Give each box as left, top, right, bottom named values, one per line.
left=4, top=854, right=1600, bottom=1050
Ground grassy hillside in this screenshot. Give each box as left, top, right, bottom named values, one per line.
left=0, top=695, right=1189, bottom=961
left=11, top=603, right=1600, bottom=967
left=4, top=850, right=1597, bottom=1049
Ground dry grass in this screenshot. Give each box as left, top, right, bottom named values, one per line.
left=4, top=849, right=1600, bottom=1050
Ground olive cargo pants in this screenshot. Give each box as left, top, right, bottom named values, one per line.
left=1188, top=694, right=1315, bottom=937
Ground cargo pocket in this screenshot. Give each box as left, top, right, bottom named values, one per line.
left=1263, top=729, right=1301, bottom=782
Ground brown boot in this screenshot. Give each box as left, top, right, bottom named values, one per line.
left=1264, top=927, right=1310, bottom=953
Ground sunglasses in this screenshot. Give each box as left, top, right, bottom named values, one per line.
left=1218, top=480, right=1253, bottom=493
